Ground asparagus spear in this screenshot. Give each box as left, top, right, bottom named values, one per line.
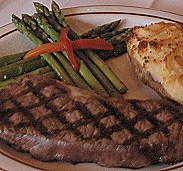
left=74, top=50, right=120, bottom=96
left=97, top=42, right=127, bottom=60
left=78, top=60, right=109, bottom=96
left=97, top=31, right=133, bottom=60
left=0, top=66, right=55, bottom=90
left=99, top=28, right=127, bottom=39
left=80, top=19, right=121, bottom=39
left=22, top=14, right=50, bottom=43
left=51, top=1, right=67, bottom=28
left=0, top=56, right=47, bottom=81
left=107, top=28, right=133, bottom=44
left=0, top=51, right=28, bottom=68
left=53, top=52, right=93, bottom=91
left=12, top=14, right=74, bottom=85
left=97, top=28, right=132, bottom=60
left=51, top=1, right=127, bottom=94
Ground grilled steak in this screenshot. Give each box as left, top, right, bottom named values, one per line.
left=1, top=75, right=183, bottom=168
left=126, top=22, right=183, bottom=105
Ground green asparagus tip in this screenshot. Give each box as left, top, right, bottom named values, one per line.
left=34, top=1, right=50, bottom=16
left=12, top=14, right=20, bottom=23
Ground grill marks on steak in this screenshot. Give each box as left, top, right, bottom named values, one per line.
left=0, top=80, right=168, bottom=142
left=1, top=75, right=183, bottom=168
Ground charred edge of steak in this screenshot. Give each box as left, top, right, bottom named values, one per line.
left=1, top=75, right=183, bottom=168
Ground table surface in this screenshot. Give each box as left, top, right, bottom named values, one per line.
left=0, top=0, right=183, bottom=170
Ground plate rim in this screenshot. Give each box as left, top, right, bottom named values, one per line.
left=61, top=4, right=183, bottom=18
left=0, top=5, right=182, bottom=39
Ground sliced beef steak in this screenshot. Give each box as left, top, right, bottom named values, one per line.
left=1, top=75, right=183, bottom=168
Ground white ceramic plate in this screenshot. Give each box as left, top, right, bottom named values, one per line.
left=0, top=5, right=183, bottom=171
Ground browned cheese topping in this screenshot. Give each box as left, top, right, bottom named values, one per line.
left=127, top=22, right=183, bottom=104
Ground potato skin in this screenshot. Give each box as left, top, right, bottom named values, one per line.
left=126, top=22, right=183, bottom=104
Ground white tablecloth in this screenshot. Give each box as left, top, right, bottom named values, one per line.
left=0, top=0, right=183, bottom=170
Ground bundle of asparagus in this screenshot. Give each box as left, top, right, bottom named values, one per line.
left=0, top=1, right=132, bottom=97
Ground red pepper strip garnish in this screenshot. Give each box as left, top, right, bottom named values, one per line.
left=25, top=38, right=114, bottom=59
left=24, top=42, right=65, bottom=59
left=72, top=37, right=113, bottom=50
left=60, top=28, right=79, bottom=72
